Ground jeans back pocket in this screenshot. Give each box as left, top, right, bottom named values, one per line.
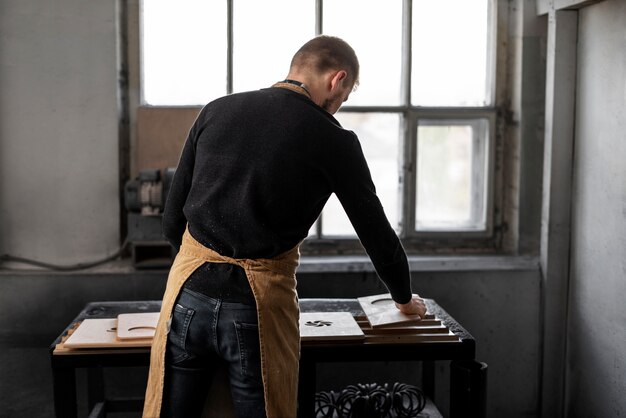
left=167, top=303, right=195, bottom=364
left=234, top=321, right=263, bottom=385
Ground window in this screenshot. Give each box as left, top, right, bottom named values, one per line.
left=141, top=1, right=228, bottom=105
left=139, top=0, right=499, bottom=252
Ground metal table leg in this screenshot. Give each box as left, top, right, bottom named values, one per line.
left=422, top=360, right=435, bottom=400
left=87, top=367, right=105, bottom=413
left=298, top=359, right=316, bottom=418
left=450, top=360, right=488, bottom=418
left=52, top=366, right=78, bottom=418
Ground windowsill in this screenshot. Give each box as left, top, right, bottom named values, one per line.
left=298, top=254, right=539, bottom=273
left=0, top=254, right=539, bottom=276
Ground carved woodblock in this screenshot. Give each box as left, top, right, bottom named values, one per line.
left=358, top=294, right=433, bottom=328
left=116, top=312, right=160, bottom=340
left=359, top=322, right=449, bottom=335
left=63, top=318, right=153, bottom=348
left=299, top=312, right=365, bottom=342
left=362, top=332, right=460, bottom=343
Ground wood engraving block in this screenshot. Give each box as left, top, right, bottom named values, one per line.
left=117, top=312, right=160, bottom=340
left=63, top=319, right=153, bottom=349
left=358, top=294, right=433, bottom=328
left=363, top=331, right=460, bottom=344
left=361, top=324, right=450, bottom=335
left=299, top=312, right=365, bottom=342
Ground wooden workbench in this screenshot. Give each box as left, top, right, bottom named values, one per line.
left=50, top=298, right=486, bottom=418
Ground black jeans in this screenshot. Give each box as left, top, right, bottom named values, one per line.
left=161, top=288, right=266, bottom=418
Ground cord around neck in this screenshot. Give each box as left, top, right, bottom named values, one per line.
left=272, top=79, right=311, bottom=99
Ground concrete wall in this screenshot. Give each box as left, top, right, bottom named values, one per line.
left=0, top=268, right=168, bottom=418
left=0, top=0, right=120, bottom=264
left=565, top=2, right=626, bottom=417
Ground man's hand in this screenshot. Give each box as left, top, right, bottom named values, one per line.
left=395, top=295, right=427, bottom=318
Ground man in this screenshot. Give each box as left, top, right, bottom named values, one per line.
left=143, top=35, right=426, bottom=418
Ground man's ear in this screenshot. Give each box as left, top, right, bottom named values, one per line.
left=329, top=70, right=348, bottom=92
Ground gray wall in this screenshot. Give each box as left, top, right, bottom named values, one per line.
left=0, top=0, right=120, bottom=264
left=412, top=268, right=542, bottom=417
left=565, top=2, right=626, bottom=417
left=0, top=270, right=168, bottom=418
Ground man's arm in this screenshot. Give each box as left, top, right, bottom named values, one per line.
left=332, top=135, right=416, bottom=306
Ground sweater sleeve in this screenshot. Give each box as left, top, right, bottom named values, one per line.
left=332, top=135, right=413, bottom=304
left=162, top=125, right=197, bottom=251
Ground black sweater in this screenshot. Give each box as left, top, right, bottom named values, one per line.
left=163, top=87, right=412, bottom=304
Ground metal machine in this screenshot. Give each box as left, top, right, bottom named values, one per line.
left=124, top=168, right=176, bottom=268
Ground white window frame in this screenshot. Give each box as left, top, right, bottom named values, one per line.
left=131, top=0, right=507, bottom=254
left=307, top=0, right=502, bottom=252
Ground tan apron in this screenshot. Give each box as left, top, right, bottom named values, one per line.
left=143, top=228, right=301, bottom=418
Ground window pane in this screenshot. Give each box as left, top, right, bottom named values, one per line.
left=412, top=0, right=491, bottom=106
left=416, top=119, right=488, bottom=230
left=322, top=194, right=355, bottom=237
left=322, top=113, right=400, bottom=237
left=308, top=220, right=318, bottom=238
left=324, top=0, right=403, bottom=106
left=141, top=0, right=227, bottom=105
left=233, top=0, right=315, bottom=93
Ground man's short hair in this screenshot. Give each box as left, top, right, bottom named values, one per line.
left=290, top=35, right=360, bottom=88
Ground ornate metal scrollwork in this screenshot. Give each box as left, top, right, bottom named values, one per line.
left=314, top=382, right=426, bottom=418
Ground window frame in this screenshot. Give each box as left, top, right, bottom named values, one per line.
left=406, top=110, right=497, bottom=238
left=130, top=0, right=507, bottom=255
left=307, top=0, right=501, bottom=252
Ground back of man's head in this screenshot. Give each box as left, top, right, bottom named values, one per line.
left=290, top=36, right=360, bottom=89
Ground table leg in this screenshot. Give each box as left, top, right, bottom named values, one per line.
left=52, top=366, right=78, bottom=418
left=87, top=367, right=105, bottom=412
left=422, top=360, right=435, bottom=400
left=298, top=359, right=316, bottom=418
left=450, top=360, right=487, bottom=418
